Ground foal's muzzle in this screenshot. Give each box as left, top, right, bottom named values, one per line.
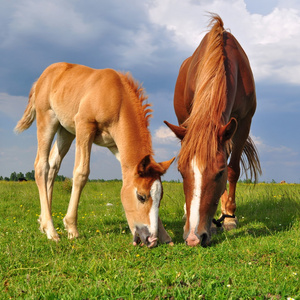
left=133, top=226, right=158, bottom=248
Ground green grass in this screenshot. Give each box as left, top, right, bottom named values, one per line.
left=0, top=181, right=299, bottom=299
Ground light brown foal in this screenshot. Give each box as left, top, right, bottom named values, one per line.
left=15, top=62, right=174, bottom=248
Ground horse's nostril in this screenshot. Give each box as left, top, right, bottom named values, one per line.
left=200, top=233, right=208, bottom=247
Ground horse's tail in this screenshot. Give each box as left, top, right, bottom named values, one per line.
left=14, top=82, right=37, bottom=133
left=240, top=136, right=262, bottom=183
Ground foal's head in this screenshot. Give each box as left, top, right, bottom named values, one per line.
left=165, top=118, right=237, bottom=246
left=121, top=155, right=174, bottom=248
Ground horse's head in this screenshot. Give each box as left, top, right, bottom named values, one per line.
left=121, top=155, right=174, bottom=248
left=165, top=118, right=237, bottom=246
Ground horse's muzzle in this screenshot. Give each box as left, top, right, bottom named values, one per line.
left=185, top=231, right=209, bottom=247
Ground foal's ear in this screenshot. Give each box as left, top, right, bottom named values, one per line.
left=137, top=155, right=175, bottom=177
left=158, top=157, right=175, bottom=174
left=137, top=155, right=152, bottom=176
left=164, top=121, right=186, bottom=140
left=218, top=117, right=238, bottom=143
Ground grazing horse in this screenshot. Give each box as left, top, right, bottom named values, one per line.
left=165, top=15, right=261, bottom=246
left=15, top=62, right=174, bottom=248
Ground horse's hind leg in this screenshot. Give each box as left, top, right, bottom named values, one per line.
left=63, top=120, right=96, bottom=239
left=35, top=110, right=60, bottom=241
left=47, top=127, right=75, bottom=207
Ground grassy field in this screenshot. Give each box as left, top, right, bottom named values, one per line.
left=0, top=180, right=299, bottom=299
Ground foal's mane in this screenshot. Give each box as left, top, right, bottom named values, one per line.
left=119, top=72, right=154, bottom=154
left=178, top=14, right=227, bottom=171
left=119, top=72, right=153, bottom=127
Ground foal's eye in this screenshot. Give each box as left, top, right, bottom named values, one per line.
left=136, top=192, right=147, bottom=203
left=215, top=170, right=224, bottom=181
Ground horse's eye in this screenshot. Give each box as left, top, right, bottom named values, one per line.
left=215, top=170, right=224, bottom=181
left=136, top=192, right=147, bottom=203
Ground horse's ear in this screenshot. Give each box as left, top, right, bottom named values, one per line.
left=158, top=157, right=175, bottom=174
left=218, top=117, right=237, bottom=143
left=164, top=121, right=186, bottom=140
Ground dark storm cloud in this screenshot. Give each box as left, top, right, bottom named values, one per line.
left=0, top=0, right=183, bottom=96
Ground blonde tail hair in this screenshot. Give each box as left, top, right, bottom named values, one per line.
left=14, top=82, right=36, bottom=133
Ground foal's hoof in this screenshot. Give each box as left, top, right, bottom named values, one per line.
left=38, top=218, right=60, bottom=242
left=67, top=231, right=79, bottom=239
left=223, top=217, right=238, bottom=231
left=63, top=217, right=79, bottom=239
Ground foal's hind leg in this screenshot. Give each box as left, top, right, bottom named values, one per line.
left=63, top=120, right=96, bottom=239
left=47, top=127, right=75, bottom=207
left=35, top=111, right=60, bottom=240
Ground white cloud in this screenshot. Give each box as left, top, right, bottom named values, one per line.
left=154, top=126, right=177, bottom=144
left=251, top=135, right=298, bottom=156
left=148, top=0, right=300, bottom=85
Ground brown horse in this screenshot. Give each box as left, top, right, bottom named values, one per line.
left=15, top=62, right=174, bottom=248
left=165, top=14, right=261, bottom=246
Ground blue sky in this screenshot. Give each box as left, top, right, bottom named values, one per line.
left=0, top=0, right=299, bottom=182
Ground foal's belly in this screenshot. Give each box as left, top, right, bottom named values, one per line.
left=58, top=118, right=115, bottom=148
left=93, top=131, right=115, bottom=147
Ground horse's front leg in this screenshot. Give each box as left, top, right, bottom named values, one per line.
left=63, top=121, right=95, bottom=239
left=220, top=180, right=238, bottom=231
left=221, top=119, right=252, bottom=230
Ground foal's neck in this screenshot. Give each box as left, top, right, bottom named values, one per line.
left=111, top=113, right=153, bottom=176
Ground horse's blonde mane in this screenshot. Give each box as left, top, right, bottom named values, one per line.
left=178, top=14, right=227, bottom=171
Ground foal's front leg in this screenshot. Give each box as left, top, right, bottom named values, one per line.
left=157, top=217, right=173, bottom=245
left=63, top=121, right=95, bottom=239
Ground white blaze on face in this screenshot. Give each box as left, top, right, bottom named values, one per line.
left=189, top=158, right=202, bottom=236
left=149, top=179, right=162, bottom=236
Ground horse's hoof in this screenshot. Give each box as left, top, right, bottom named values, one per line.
left=223, top=217, right=238, bottom=231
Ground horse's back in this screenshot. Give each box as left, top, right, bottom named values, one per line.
left=223, top=31, right=256, bottom=119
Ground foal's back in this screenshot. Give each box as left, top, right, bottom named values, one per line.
left=35, top=62, right=124, bottom=135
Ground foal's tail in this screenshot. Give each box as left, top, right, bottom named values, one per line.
left=240, top=136, right=262, bottom=183
left=14, top=82, right=37, bottom=133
